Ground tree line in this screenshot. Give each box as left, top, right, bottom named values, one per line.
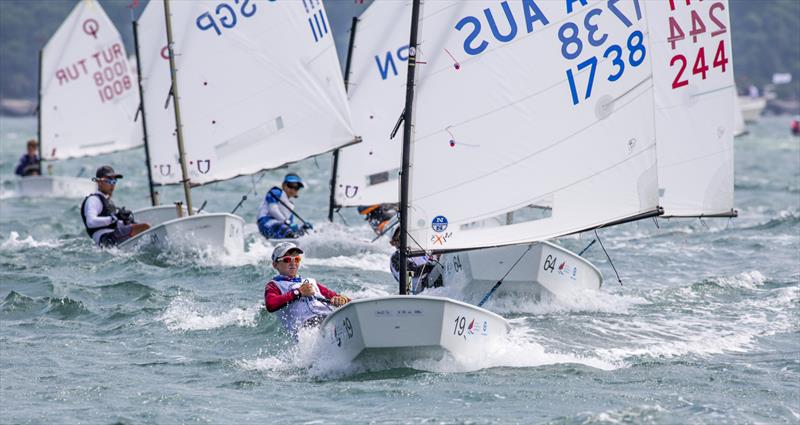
left=0, top=0, right=797, bottom=102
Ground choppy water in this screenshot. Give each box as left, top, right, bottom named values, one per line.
left=1, top=115, right=798, bottom=424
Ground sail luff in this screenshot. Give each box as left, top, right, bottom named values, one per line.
left=162, top=0, right=193, bottom=215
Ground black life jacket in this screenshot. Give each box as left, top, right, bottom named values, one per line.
left=80, top=193, right=117, bottom=237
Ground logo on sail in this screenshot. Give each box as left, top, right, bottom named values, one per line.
left=303, top=0, right=329, bottom=43
left=196, top=160, right=211, bottom=174
left=431, top=215, right=448, bottom=233
left=344, top=185, right=359, bottom=198
left=157, top=164, right=171, bottom=176
left=83, top=19, right=99, bottom=39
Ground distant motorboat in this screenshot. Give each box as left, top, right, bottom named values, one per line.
left=738, top=96, right=767, bottom=123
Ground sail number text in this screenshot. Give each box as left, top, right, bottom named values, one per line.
left=666, top=1, right=729, bottom=90
left=559, top=0, right=646, bottom=106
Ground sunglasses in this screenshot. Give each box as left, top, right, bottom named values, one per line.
left=275, top=255, right=302, bottom=264
left=285, top=183, right=302, bottom=190
left=99, top=178, right=117, bottom=185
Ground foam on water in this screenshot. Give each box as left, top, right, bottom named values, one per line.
left=0, top=231, right=62, bottom=250
left=158, top=296, right=262, bottom=331
left=239, top=321, right=621, bottom=381
left=589, top=272, right=798, bottom=363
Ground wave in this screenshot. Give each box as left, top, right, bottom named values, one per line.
left=589, top=280, right=798, bottom=363
left=157, top=296, right=262, bottom=331
left=1, top=291, right=93, bottom=320
left=0, top=231, right=62, bottom=251
left=694, top=270, right=766, bottom=290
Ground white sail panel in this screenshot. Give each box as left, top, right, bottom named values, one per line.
left=40, top=0, right=142, bottom=160
left=137, top=0, right=180, bottom=185
left=164, top=0, right=356, bottom=185
left=647, top=0, right=735, bottom=217
left=334, top=1, right=412, bottom=207
left=407, top=0, right=660, bottom=253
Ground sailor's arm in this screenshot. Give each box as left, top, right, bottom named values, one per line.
left=264, top=282, right=299, bottom=312
left=317, top=283, right=350, bottom=306
left=84, top=196, right=115, bottom=228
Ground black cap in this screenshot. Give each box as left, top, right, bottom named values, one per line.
left=95, top=165, right=123, bottom=179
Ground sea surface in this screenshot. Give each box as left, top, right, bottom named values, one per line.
left=0, top=115, right=798, bottom=424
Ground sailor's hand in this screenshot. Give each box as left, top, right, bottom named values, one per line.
left=298, top=282, right=315, bottom=297
left=330, top=295, right=349, bottom=307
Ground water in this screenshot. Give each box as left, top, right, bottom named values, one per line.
left=1, top=115, right=798, bottom=424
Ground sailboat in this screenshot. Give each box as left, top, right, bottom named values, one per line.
left=328, top=0, right=602, bottom=304
left=19, top=0, right=142, bottom=199
left=322, top=0, right=738, bottom=362
left=119, top=0, right=358, bottom=254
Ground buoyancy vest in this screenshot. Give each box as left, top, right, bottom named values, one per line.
left=80, top=193, right=117, bottom=237
left=270, top=275, right=333, bottom=332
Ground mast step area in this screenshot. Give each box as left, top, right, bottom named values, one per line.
left=320, top=295, right=510, bottom=363
left=119, top=212, right=244, bottom=255
left=440, top=241, right=604, bottom=305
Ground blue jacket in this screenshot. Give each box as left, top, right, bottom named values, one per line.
left=15, top=154, right=40, bottom=176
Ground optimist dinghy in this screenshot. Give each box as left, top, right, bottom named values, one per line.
left=123, top=0, right=358, bottom=254
left=320, top=296, right=509, bottom=363
left=15, top=0, right=142, bottom=199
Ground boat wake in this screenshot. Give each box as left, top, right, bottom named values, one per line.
left=157, top=296, right=262, bottom=331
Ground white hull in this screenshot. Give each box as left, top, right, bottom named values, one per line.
left=320, top=296, right=509, bottom=363
left=738, top=96, right=767, bottom=123
left=119, top=213, right=244, bottom=254
left=132, top=205, right=197, bottom=228
left=440, top=241, right=603, bottom=304
left=13, top=175, right=95, bottom=199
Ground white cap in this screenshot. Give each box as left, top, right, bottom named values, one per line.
left=271, top=242, right=304, bottom=261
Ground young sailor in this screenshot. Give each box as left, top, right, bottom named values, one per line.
left=15, top=140, right=41, bottom=177
left=265, top=242, right=349, bottom=333
left=80, top=166, right=150, bottom=247
left=389, top=228, right=443, bottom=293
left=256, top=173, right=313, bottom=239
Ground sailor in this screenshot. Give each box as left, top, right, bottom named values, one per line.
left=264, top=242, right=350, bottom=333
left=14, top=139, right=41, bottom=177
left=256, top=173, right=313, bottom=239
left=80, top=165, right=150, bottom=247
left=389, top=228, right=444, bottom=293
left=358, top=203, right=397, bottom=236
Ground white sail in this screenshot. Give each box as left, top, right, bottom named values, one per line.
left=407, top=0, right=660, bottom=253
left=40, top=0, right=142, bottom=160
left=646, top=0, right=736, bottom=217
left=136, top=0, right=179, bottom=185
left=149, top=0, right=356, bottom=185
left=334, top=1, right=412, bottom=207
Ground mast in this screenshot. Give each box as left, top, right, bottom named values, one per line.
left=37, top=48, right=43, bottom=161
left=132, top=20, right=158, bottom=207
left=398, top=0, right=422, bottom=295
left=328, top=16, right=360, bottom=222
left=162, top=0, right=193, bottom=215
